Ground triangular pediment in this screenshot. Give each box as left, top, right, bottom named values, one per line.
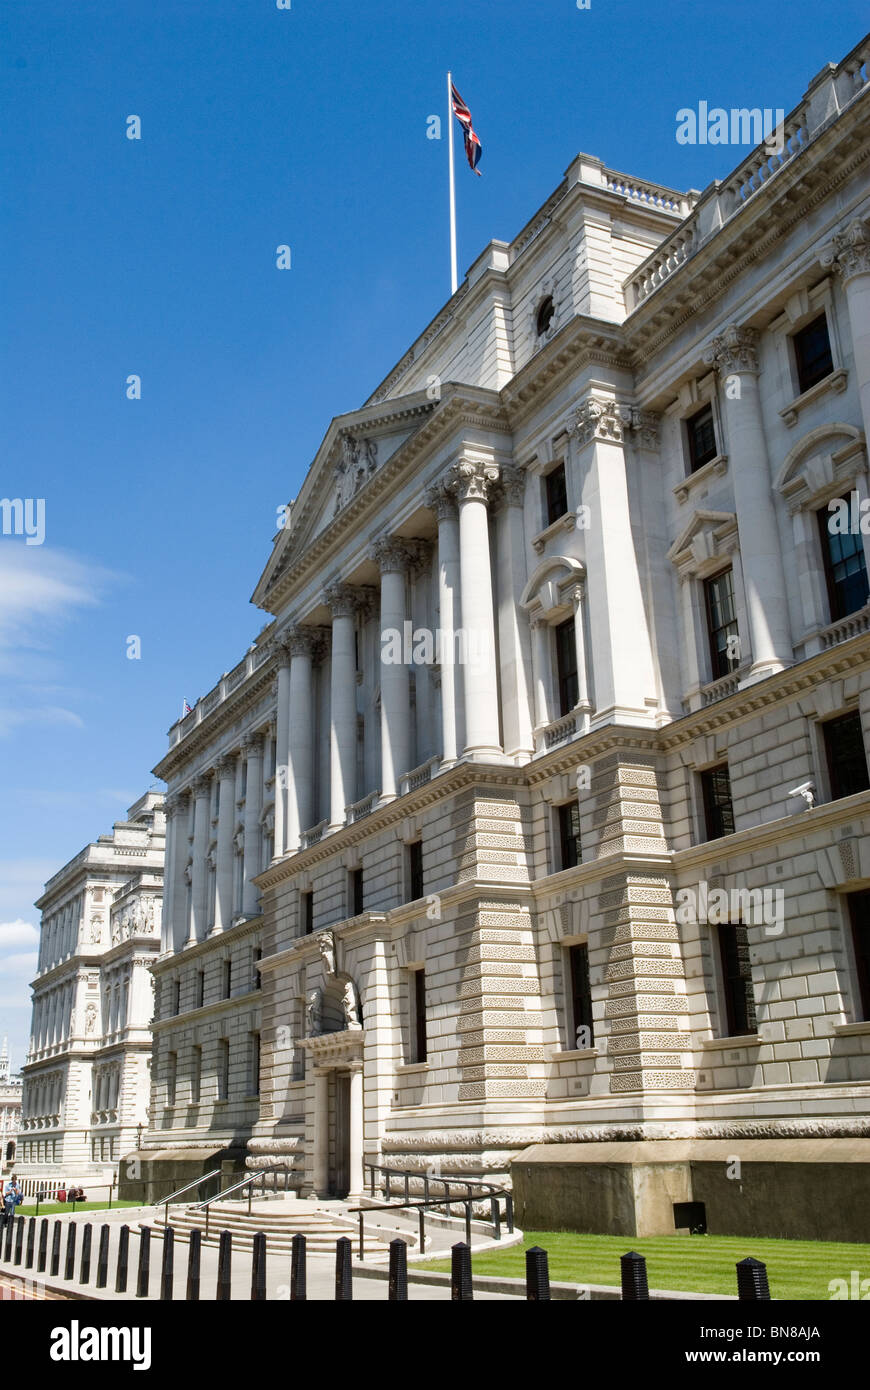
left=668, top=509, right=737, bottom=568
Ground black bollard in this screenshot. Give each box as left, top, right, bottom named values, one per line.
left=96, top=1224, right=110, bottom=1288
left=388, top=1239, right=408, bottom=1301
left=525, top=1246, right=551, bottom=1301
left=621, top=1251, right=649, bottom=1301
left=737, top=1257, right=771, bottom=1301
left=216, top=1230, right=232, bottom=1301
left=13, top=1217, right=24, bottom=1267
left=79, top=1224, right=93, bottom=1284
left=136, top=1226, right=150, bottom=1298
left=4, top=1213, right=14, bottom=1261
left=25, top=1217, right=36, bottom=1270
left=64, top=1223, right=76, bottom=1281
left=186, top=1229, right=201, bottom=1301
left=115, top=1225, right=130, bottom=1293
left=160, top=1227, right=174, bottom=1300
left=50, top=1221, right=61, bottom=1278
left=37, top=1218, right=48, bottom=1273
left=335, top=1237, right=353, bottom=1301
left=251, top=1231, right=267, bottom=1301
left=290, top=1233, right=306, bottom=1301
left=451, top=1242, right=473, bottom=1301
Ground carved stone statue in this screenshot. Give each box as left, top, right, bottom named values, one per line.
left=88, top=915, right=103, bottom=944
left=342, top=978, right=361, bottom=1030
left=84, top=1003, right=97, bottom=1035
left=317, top=931, right=337, bottom=977
left=306, top=988, right=323, bottom=1036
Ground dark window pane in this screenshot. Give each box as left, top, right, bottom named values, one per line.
left=545, top=463, right=568, bottom=525
left=555, top=618, right=579, bottom=715
left=408, top=841, right=424, bottom=901
left=536, top=296, right=555, bottom=336
left=793, top=314, right=834, bottom=394
left=351, top=868, right=364, bottom=917
left=569, top=944, right=594, bottom=1048
left=704, top=569, right=740, bottom=680
left=847, top=891, right=870, bottom=1021
left=701, top=764, right=735, bottom=840
left=687, top=404, right=717, bottom=472
left=717, top=923, right=757, bottom=1036
left=302, top=891, right=314, bottom=936
left=413, top=969, right=427, bottom=1063
left=823, top=711, right=869, bottom=800
left=817, top=503, right=869, bottom=622
left=557, top=801, right=582, bottom=870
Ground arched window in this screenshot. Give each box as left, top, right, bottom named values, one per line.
left=536, top=296, right=555, bottom=337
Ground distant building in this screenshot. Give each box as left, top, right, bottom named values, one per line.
left=18, top=794, right=164, bottom=1182
left=0, top=1039, right=22, bottom=1170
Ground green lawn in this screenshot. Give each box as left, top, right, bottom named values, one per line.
left=424, top=1231, right=870, bottom=1300
left=13, top=1200, right=143, bottom=1217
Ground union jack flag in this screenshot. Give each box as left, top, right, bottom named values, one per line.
left=451, top=81, right=482, bottom=175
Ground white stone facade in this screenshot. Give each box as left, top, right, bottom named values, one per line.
left=149, top=36, right=870, bottom=1207
left=0, top=1041, right=22, bottom=1171
left=18, top=794, right=164, bottom=1183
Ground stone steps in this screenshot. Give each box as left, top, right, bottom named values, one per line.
left=145, top=1202, right=401, bottom=1255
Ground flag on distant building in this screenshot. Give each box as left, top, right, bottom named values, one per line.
left=182, top=698, right=192, bottom=717
left=451, top=81, right=482, bottom=175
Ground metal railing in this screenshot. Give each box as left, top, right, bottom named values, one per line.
left=350, top=1164, right=514, bottom=1260
left=190, top=1166, right=294, bottom=1238
left=155, top=1169, right=222, bottom=1226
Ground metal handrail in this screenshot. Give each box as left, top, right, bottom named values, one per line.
left=351, top=1163, right=514, bottom=1260
left=155, top=1168, right=222, bottom=1226
left=191, top=1166, right=293, bottom=1238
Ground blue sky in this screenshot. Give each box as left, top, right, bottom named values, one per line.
left=0, top=0, right=866, bottom=1065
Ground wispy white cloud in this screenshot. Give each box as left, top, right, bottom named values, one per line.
left=0, top=920, right=40, bottom=951
left=0, top=706, right=84, bottom=737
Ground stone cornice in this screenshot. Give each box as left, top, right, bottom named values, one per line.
left=150, top=985, right=262, bottom=1030
left=499, top=314, right=631, bottom=420
left=151, top=917, right=264, bottom=975
left=152, top=660, right=277, bottom=784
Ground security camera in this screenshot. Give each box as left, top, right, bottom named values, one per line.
left=788, top=781, right=815, bottom=808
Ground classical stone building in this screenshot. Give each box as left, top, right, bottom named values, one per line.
left=18, top=794, right=164, bottom=1183
left=144, top=34, right=870, bottom=1237
left=0, top=1040, right=23, bottom=1171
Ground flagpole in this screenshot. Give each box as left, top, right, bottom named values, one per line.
left=447, top=70, right=458, bottom=295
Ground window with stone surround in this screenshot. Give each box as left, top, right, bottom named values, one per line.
left=172, top=979, right=181, bottom=1016
left=817, top=502, right=869, bottom=622
left=301, top=889, right=314, bottom=936
left=196, top=970, right=204, bottom=1008
left=349, top=866, right=364, bottom=917
left=792, top=313, right=834, bottom=395
left=714, top=923, right=757, bottom=1037
left=252, top=946, right=262, bottom=990
left=191, top=1045, right=202, bottom=1104
left=250, top=1031, right=261, bottom=1096
left=704, top=569, right=740, bottom=680
left=556, top=800, right=582, bottom=871
left=166, top=1051, right=177, bottom=1107
left=544, top=461, right=568, bottom=526
left=409, top=967, right=427, bottom=1064
left=567, top=943, right=594, bottom=1049
left=700, top=764, right=735, bottom=841
left=555, top=617, right=579, bottom=715
left=407, top=840, right=424, bottom=902
left=822, top=710, right=870, bottom=801
left=846, top=891, right=870, bottom=1022
left=217, top=1038, right=230, bottom=1101
left=686, top=402, right=718, bottom=473
left=223, top=958, right=232, bottom=999
left=536, top=295, right=555, bottom=338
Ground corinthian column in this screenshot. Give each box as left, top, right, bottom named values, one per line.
left=821, top=219, right=870, bottom=458
left=241, top=733, right=263, bottom=917
left=212, top=756, right=237, bottom=934
left=286, top=627, right=318, bottom=848
left=425, top=484, right=463, bottom=766
left=190, top=775, right=212, bottom=944
left=704, top=326, right=792, bottom=681
left=272, top=636, right=293, bottom=856
left=324, top=585, right=365, bottom=828
left=448, top=459, right=502, bottom=759
left=374, top=538, right=413, bottom=800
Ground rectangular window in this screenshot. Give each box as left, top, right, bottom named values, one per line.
left=223, top=959, right=232, bottom=1000
left=191, top=1046, right=202, bottom=1104
left=568, top=943, right=594, bottom=1049
left=557, top=801, right=582, bottom=871
left=700, top=764, right=735, bottom=840
left=686, top=403, right=718, bottom=473
left=411, top=969, right=427, bottom=1064
left=823, top=711, right=870, bottom=800
left=350, top=867, right=364, bottom=917
left=555, top=618, right=579, bottom=715
left=817, top=503, right=869, bottom=622
left=166, top=1052, right=177, bottom=1107
left=716, top=923, right=757, bottom=1036
left=793, top=313, right=834, bottom=394
left=172, top=980, right=181, bottom=1016
left=704, top=569, right=740, bottom=681
left=253, top=947, right=262, bottom=991
left=545, top=462, right=568, bottom=526
left=301, top=890, right=314, bottom=936
left=847, top=891, right=870, bottom=1022
left=196, top=970, right=205, bottom=1009
left=250, top=1032, right=261, bottom=1096
left=408, top=841, right=424, bottom=902
left=217, top=1039, right=230, bottom=1101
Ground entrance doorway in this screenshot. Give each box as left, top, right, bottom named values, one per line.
left=330, top=1072, right=351, bottom=1197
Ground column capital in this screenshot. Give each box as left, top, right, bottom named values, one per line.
left=703, top=324, right=760, bottom=376
left=285, top=625, right=322, bottom=658
left=372, top=536, right=428, bottom=574
left=567, top=397, right=624, bottom=447
left=569, top=580, right=587, bottom=606
left=620, top=406, right=661, bottom=451
left=499, top=465, right=527, bottom=506
left=215, top=755, right=237, bottom=780
left=163, top=792, right=184, bottom=819
left=323, top=582, right=376, bottom=619
left=191, top=774, right=212, bottom=798
left=268, top=633, right=294, bottom=667
left=820, top=218, right=870, bottom=283
left=424, top=481, right=458, bottom=521
left=447, top=458, right=499, bottom=502
left=241, top=731, right=264, bottom=754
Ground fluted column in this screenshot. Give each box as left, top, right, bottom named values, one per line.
left=822, top=219, right=870, bottom=448
left=570, top=581, right=592, bottom=728
left=348, top=1063, right=364, bottom=1199
left=272, top=638, right=292, bottom=856
left=287, top=628, right=318, bottom=848
left=426, top=484, right=463, bottom=766
left=704, top=326, right=792, bottom=681
left=212, top=756, right=236, bottom=935
left=189, top=775, right=211, bottom=945
left=241, top=733, right=263, bottom=916
left=496, top=466, right=534, bottom=759
left=374, top=538, right=413, bottom=800
left=160, top=795, right=179, bottom=952
left=324, top=585, right=363, bottom=828
left=449, top=459, right=502, bottom=759
left=530, top=617, right=552, bottom=750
